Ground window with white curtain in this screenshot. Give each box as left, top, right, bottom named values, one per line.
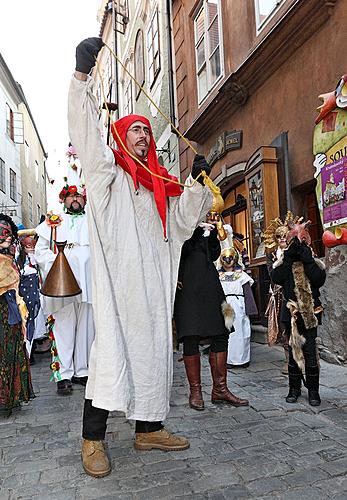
left=194, top=0, right=223, bottom=103
left=147, top=7, right=161, bottom=88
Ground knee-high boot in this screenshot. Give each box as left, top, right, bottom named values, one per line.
left=286, top=362, right=302, bottom=403
left=305, top=365, right=321, bottom=406
left=209, top=351, right=249, bottom=407
left=183, top=354, right=204, bottom=410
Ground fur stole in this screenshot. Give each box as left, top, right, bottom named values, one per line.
left=292, top=262, right=318, bottom=330
left=222, top=301, right=235, bottom=331
left=286, top=262, right=318, bottom=371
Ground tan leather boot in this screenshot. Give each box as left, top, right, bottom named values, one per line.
left=81, top=439, right=111, bottom=478
left=134, top=428, right=190, bottom=451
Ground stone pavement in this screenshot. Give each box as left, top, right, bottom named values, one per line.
left=1, top=343, right=347, bottom=500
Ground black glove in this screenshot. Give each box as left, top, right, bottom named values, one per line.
left=75, top=37, right=104, bottom=74
left=283, top=238, right=300, bottom=262
left=191, top=154, right=211, bottom=185
left=297, top=243, right=314, bottom=264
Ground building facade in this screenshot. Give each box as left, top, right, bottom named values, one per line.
left=95, top=0, right=180, bottom=176
left=0, top=54, right=48, bottom=228
left=171, top=0, right=345, bottom=351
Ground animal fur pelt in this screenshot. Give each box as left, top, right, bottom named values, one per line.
left=221, top=301, right=235, bottom=331
left=292, top=262, right=318, bottom=330
left=287, top=299, right=306, bottom=372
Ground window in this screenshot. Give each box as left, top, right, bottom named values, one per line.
left=28, top=192, right=33, bottom=222
left=124, top=78, right=133, bottom=115
left=9, top=169, right=17, bottom=202
left=194, top=1, right=223, bottom=103
left=0, top=158, right=6, bottom=193
left=147, top=8, right=161, bottom=87
left=6, top=105, right=24, bottom=143
left=37, top=204, right=41, bottom=224
left=134, top=30, right=145, bottom=100
left=255, top=0, right=284, bottom=29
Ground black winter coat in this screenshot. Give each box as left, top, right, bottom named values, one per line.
left=174, top=226, right=228, bottom=340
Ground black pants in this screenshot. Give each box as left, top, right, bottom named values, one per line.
left=82, top=399, right=163, bottom=440
left=182, top=333, right=229, bottom=356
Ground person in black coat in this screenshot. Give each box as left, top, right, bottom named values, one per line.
left=174, top=222, right=249, bottom=411
left=271, top=237, right=326, bottom=406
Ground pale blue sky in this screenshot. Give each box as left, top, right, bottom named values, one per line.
left=0, top=0, right=100, bottom=208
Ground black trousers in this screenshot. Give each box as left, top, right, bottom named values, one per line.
left=182, top=333, right=229, bottom=356
left=82, top=399, right=163, bottom=440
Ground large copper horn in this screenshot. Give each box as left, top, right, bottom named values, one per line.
left=41, top=241, right=82, bottom=297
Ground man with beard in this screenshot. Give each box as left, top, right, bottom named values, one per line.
left=68, top=37, right=213, bottom=478
left=35, top=185, right=94, bottom=395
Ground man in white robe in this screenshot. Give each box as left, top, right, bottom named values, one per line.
left=35, top=187, right=94, bottom=394
left=68, top=37, right=212, bottom=478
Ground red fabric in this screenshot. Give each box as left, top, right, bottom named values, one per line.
left=111, top=114, right=182, bottom=238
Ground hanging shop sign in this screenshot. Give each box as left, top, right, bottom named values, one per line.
left=313, top=74, right=347, bottom=246
left=207, top=130, right=243, bottom=167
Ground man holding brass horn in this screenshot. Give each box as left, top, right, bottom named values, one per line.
left=68, top=37, right=213, bottom=478
left=35, top=184, right=94, bottom=395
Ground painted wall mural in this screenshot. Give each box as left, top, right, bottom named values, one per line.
left=314, top=74, right=347, bottom=247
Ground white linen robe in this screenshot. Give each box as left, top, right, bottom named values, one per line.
left=68, top=75, right=212, bottom=421
left=220, top=270, right=254, bottom=365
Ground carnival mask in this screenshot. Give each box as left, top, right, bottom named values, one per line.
left=0, top=222, right=13, bottom=244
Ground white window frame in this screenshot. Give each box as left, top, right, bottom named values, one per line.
left=146, top=7, right=161, bottom=89
left=194, top=0, right=224, bottom=105
left=254, top=0, right=284, bottom=32
left=9, top=168, right=17, bottom=202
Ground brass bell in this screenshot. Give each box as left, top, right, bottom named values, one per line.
left=41, top=241, right=82, bottom=297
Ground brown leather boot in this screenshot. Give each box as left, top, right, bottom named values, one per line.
left=183, top=354, right=204, bottom=411
left=209, top=351, right=249, bottom=407
left=81, top=439, right=111, bottom=478
left=134, top=428, right=190, bottom=451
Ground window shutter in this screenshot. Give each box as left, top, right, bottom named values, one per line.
left=13, top=112, right=24, bottom=144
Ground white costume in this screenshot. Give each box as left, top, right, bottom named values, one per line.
left=35, top=212, right=94, bottom=380
left=219, top=270, right=254, bottom=365
left=68, top=75, right=212, bottom=420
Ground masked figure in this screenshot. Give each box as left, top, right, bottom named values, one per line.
left=264, top=215, right=291, bottom=373
left=0, top=214, right=34, bottom=415
left=269, top=214, right=326, bottom=406
left=218, top=240, right=258, bottom=368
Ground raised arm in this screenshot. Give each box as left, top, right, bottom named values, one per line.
left=68, top=38, right=116, bottom=191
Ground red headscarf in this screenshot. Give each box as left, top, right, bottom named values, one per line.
left=111, top=114, right=182, bottom=238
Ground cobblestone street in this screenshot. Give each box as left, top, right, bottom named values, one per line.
left=1, top=343, right=347, bottom=500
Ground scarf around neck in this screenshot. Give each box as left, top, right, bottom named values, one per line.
left=111, top=114, right=182, bottom=238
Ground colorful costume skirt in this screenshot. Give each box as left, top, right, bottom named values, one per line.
left=0, top=295, right=34, bottom=413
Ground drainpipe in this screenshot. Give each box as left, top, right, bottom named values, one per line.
left=166, top=0, right=176, bottom=127
left=282, top=132, right=293, bottom=210
left=112, top=0, right=119, bottom=121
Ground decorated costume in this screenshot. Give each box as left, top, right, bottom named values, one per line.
left=269, top=215, right=326, bottom=406
left=218, top=229, right=258, bottom=368
left=69, top=37, right=213, bottom=474
left=0, top=215, right=34, bottom=414
left=35, top=186, right=94, bottom=394
left=174, top=222, right=248, bottom=410
left=264, top=215, right=291, bottom=373
left=17, top=235, right=45, bottom=359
